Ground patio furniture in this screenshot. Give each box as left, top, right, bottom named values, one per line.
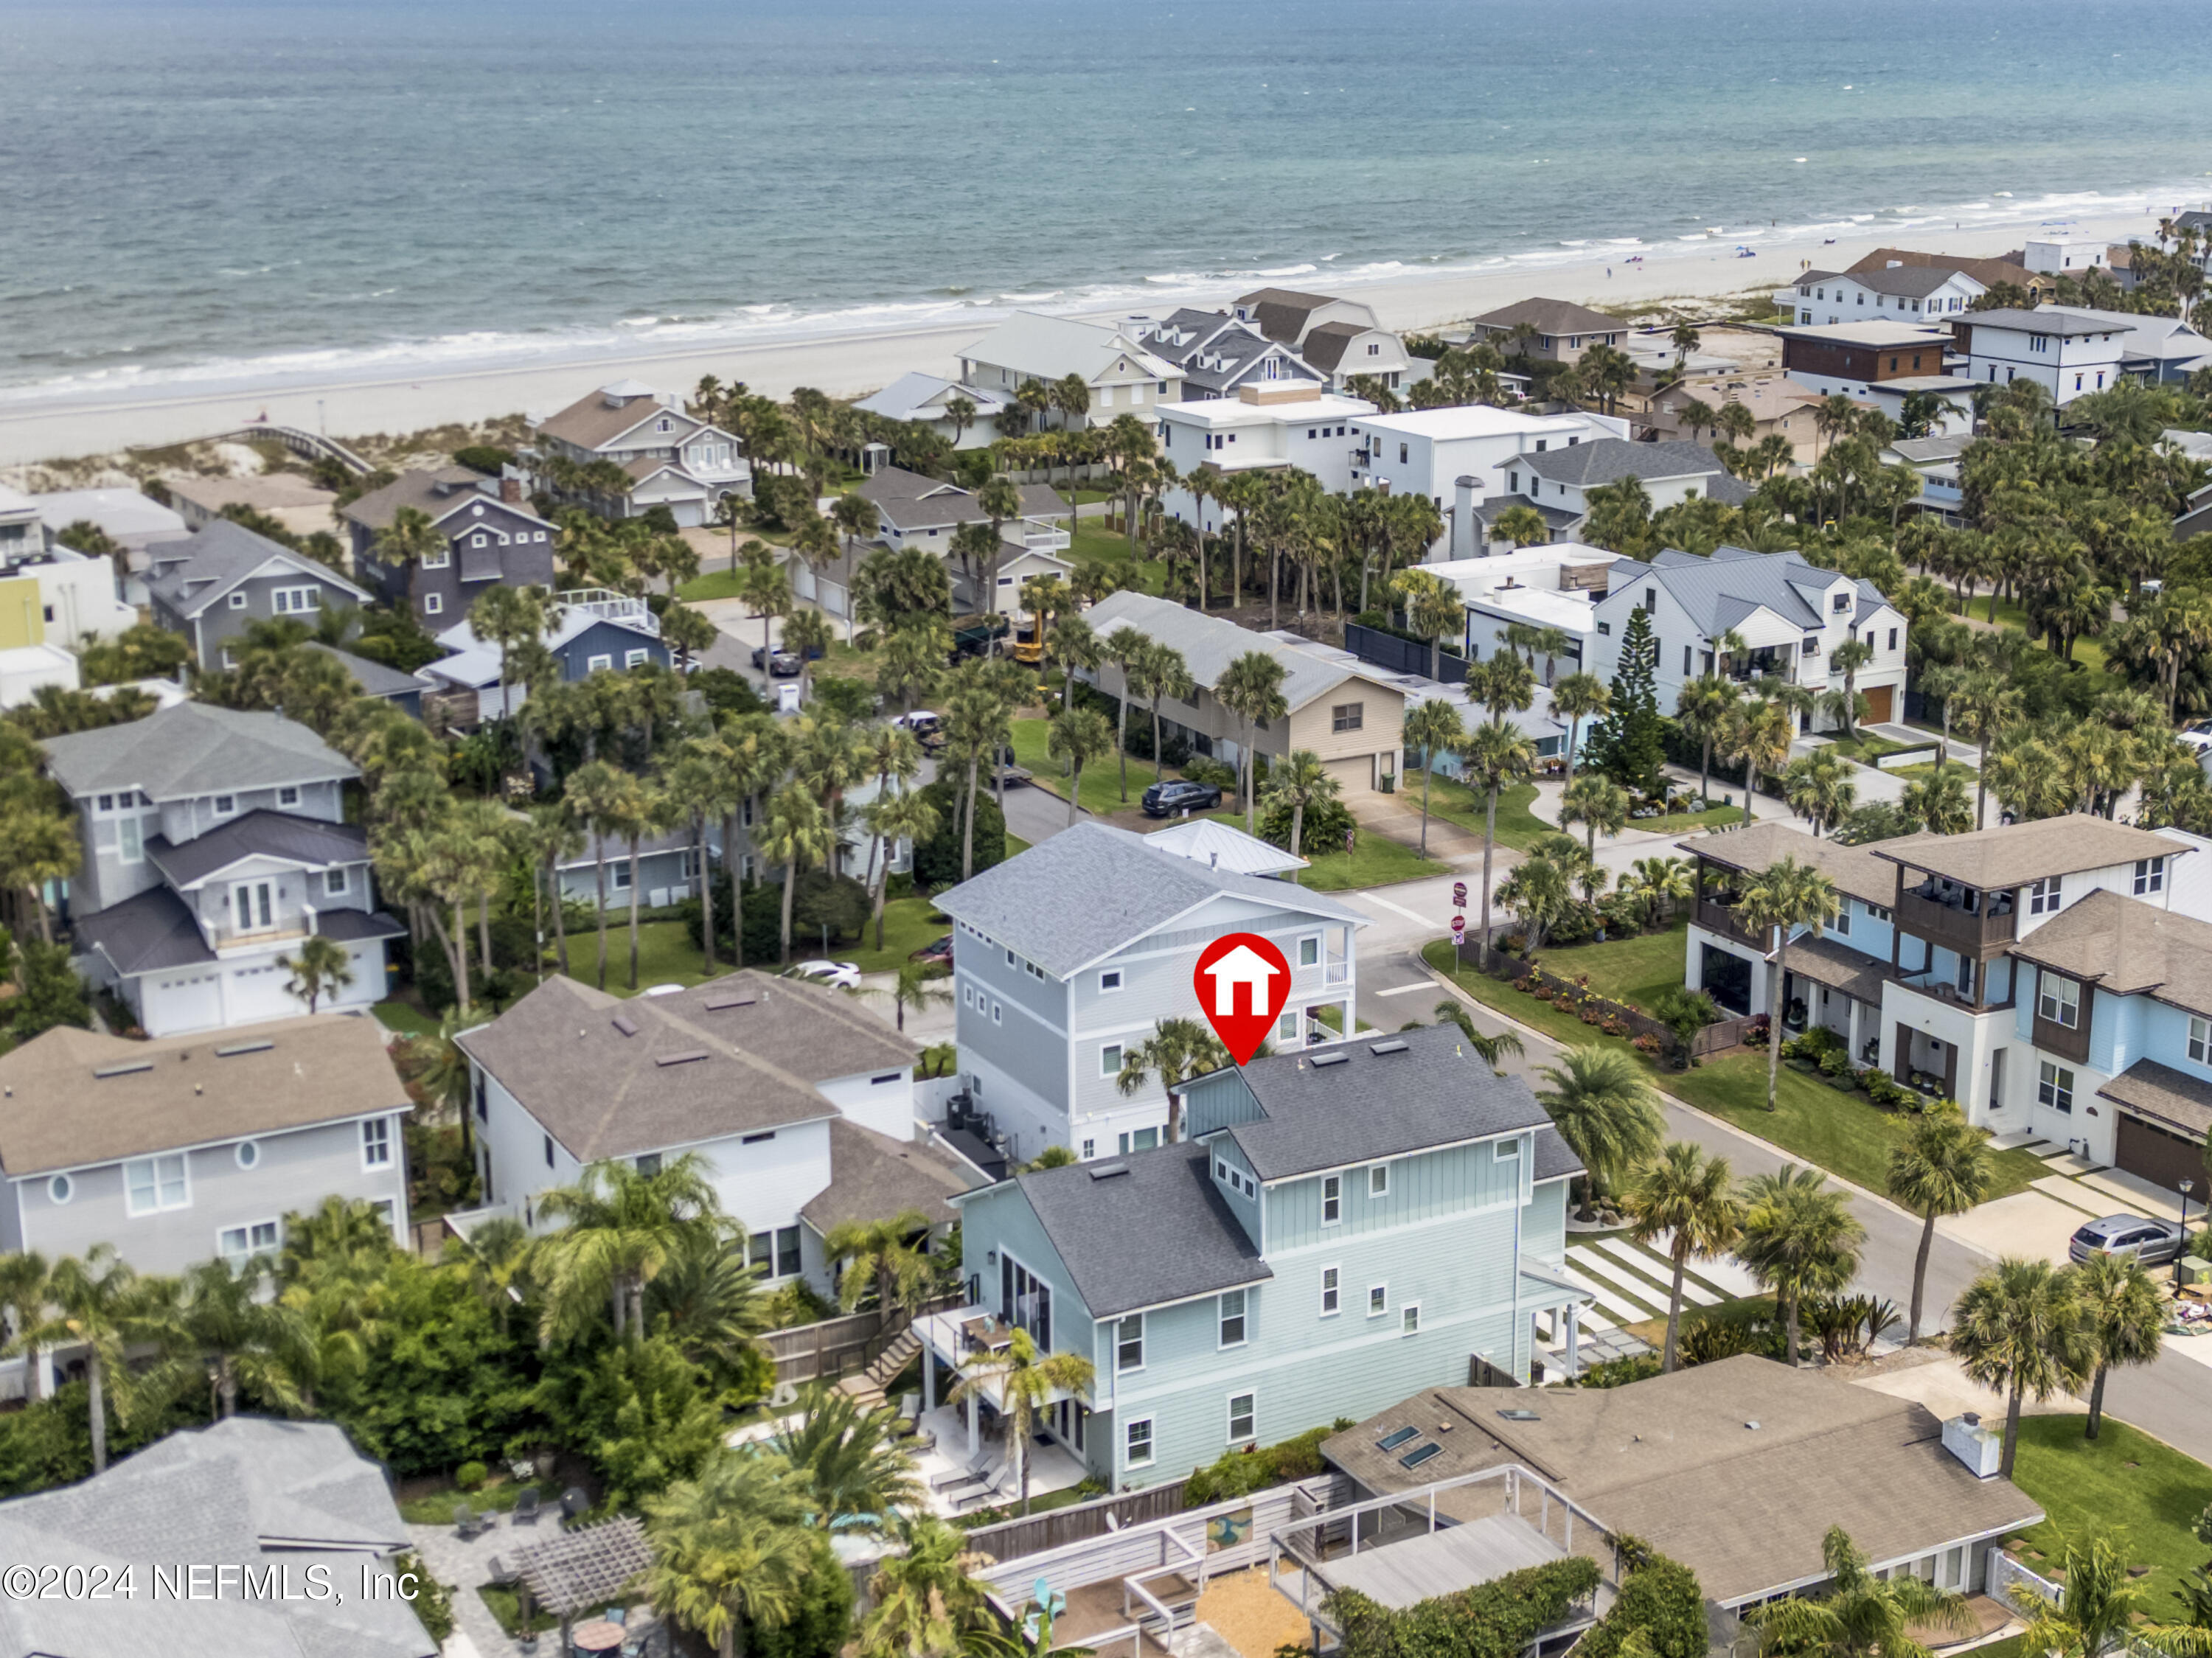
left=961, top=1315, right=1012, bottom=1354
left=605, top=1608, right=627, bottom=1627
left=487, top=1556, right=518, bottom=1587
left=572, top=1617, right=625, bottom=1654
left=900, top=1392, right=922, bottom=1423
left=912, top=1428, right=936, bottom=1454
left=455, top=1502, right=490, bottom=1539
left=513, top=1488, right=543, bottom=1525
left=927, top=1455, right=990, bottom=1493
left=560, top=1486, right=592, bottom=1525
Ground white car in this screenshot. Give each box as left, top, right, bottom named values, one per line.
left=787, top=959, right=863, bottom=991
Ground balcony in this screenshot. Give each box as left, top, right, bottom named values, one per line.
left=1018, top=517, right=1071, bottom=554
left=1695, top=894, right=1769, bottom=951
left=1897, top=884, right=2015, bottom=956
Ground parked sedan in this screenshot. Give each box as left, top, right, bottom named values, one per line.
left=751, top=646, right=803, bottom=678
left=785, top=959, right=863, bottom=991
left=1141, top=779, right=1224, bottom=818
left=2068, top=1214, right=2189, bottom=1267
left=910, top=933, right=955, bottom=969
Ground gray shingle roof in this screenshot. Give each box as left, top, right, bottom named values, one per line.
left=142, top=519, right=369, bottom=618
left=1521, top=438, right=1729, bottom=488
left=934, top=821, right=1364, bottom=980
left=302, top=641, right=426, bottom=700
left=1013, top=1140, right=1271, bottom=1318
left=1213, top=1023, right=1554, bottom=1180
left=1531, top=1124, right=1583, bottom=1183
left=339, top=465, right=550, bottom=534
left=1834, top=264, right=1964, bottom=299
left=856, top=467, right=1065, bottom=532
left=1471, top=296, right=1622, bottom=336
left=71, top=885, right=215, bottom=976
left=455, top=970, right=916, bottom=1160
left=800, top=1119, right=977, bottom=1235
left=1963, top=308, right=2123, bottom=338
left=1606, top=546, right=1885, bottom=637
left=1298, top=321, right=1371, bottom=375
left=146, top=809, right=367, bottom=889
left=41, top=703, right=359, bottom=802
left=0, top=1418, right=429, bottom=1658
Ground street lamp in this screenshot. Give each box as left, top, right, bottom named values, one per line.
left=2180, top=1178, right=2197, bottom=1286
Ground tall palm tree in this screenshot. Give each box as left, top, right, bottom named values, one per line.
left=783, top=608, right=836, bottom=707
left=373, top=504, right=443, bottom=572
left=0, top=1253, right=49, bottom=1402
left=276, top=933, right=355, bottom=1014
left=1952, top=1257, right=2096, bottom=1477
left=758, top=783, right=835, bottom=962
left=1133, top=642, right=1196, bottom=787
left=1886, top=1104, right=1991, bottom=1345
left=1217, top=649, right=1288, bottom=834
left=866, top=792, right=939, bottom=952
left=1623, top=1142, right=1742, bottom=1373
left=667, top=739, right=739, bottom=975
left=823, top=1208, right=936, bottom=1315
left=1736, top=857, right=1840, bottom=1112
left=952, top=1328, right=1096, bottom=1514
left=1950, top=671, right=2022, bottom=830
left=1747, top=1525, right=1970, bottom=1658
left=1782, top=748, right=1859, bottom=837
left=1458, top=723, right=1537, bottom=965
left=1113, top=1017, right=1232, bottom=1133
left=532, top=1152, right=725, bottom=1345
left=1550, top=672, right=1610, bottom=789
left=1559, top=773, right=1630, bottom=858
left=524, top=803, right=585, bottom=979
left=1402, top=700, right=1464, bottom=857
left=1262, top=749, right=1340, bottom=860
left=647, top=1452, right=817, bottom=1658
left=2011, top=1534, right=2212, bottom=1658
left=19, top=1246, right=161, bottom=1472
left=771, top=1384, right=922, bottom=1528
left=1430, top=1000, right=1526, bottom=1073
left=2075, top=1250, right=2164, bottom=1441
left=1674, top=676, right=1740, bottom=807
left=1046, top=706, right=1113, bottom=829
left=1727, top=697, right=1795, bottom=827
left=860, top=1516, right=987, bottom=1658
left=1100, top=625, right=1150, bottom=803
left=1899, top=766, right=1972, bottom=835
left=470, top=583, right=547, bottom=724
left=877, top=955, right=953, bottom=1033
left=563, top=759, right=645, bottom=991
left=1736, top=1164, right=1865, bottom=1364
left=740, top=546, right=792, bottom=661
left=1533, top=1047, right=1664, bottom=1207
left=1826, top=636, right=1875, bottom=740
left=161, top=1256, right=319, bottom=1420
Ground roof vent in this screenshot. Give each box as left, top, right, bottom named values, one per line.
left=1498, top=1408, right=1540, bottom=1421
left=655, top=1050, right=708, bottom=1067
left=1310, top=1051, right=1349, bottom=1067
left=1089, top=1163, right=1131, bottom=1181
left=703, top=995, right=755, bottom=1011
left=93, top=1062, right=155, bottom=1079
left=214, top=1040, right=274, bottom=1058
left=1745, top=1421, right=1761, bottom=1431
left=1368, top=1039, right=1408, bottom=1056
left=612, top=1016, right=639, bottom=1037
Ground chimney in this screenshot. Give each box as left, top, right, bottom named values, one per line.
left=500, top=477, right=522, bottom=505
left=1887, top=260, right=1904, bottom=269
left=1453, top=475, right=1481, bottom=557
left=1941, top=1413, right=2003, bottom=1478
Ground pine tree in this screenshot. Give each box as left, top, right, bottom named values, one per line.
left=1587, top=607, right=1666, bottom=796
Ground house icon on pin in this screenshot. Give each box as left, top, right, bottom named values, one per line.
left=1205, top=943, right=1283, bottom=1016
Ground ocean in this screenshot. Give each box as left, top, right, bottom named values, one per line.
left=4, top=0, right=2211, bottom=402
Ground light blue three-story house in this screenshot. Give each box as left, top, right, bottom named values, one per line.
left=917, top=1023, right=1588, bottom=1488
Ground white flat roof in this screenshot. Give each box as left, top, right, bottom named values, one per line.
left=1353, top=403, right=1592, bottom=440
left=1419, top=544, right=1618, bottom=582
left=1158, top=394, right=1373, bottom=428
left=1777, top=321, right=1950, bottom=347
left=1464, top=586, right=1599, bottom=635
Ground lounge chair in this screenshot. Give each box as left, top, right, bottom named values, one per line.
left=511, top=1488, right=541, bottom=1525
left=485, top=1555, right=516, bottom=1587
left=928, top=1463, right=981, bottom=1493
left=453, top=1502, right=479, bottom=1539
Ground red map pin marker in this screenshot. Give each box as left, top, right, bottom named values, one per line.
left=1194, top=933, right=1293, bottom=1067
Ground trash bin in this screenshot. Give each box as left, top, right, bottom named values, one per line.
left=2180, top=1255, right=2209, bottom=1288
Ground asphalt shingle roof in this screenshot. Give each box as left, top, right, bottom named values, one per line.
left=70, top=886, right=215, bottom=976
left=1012, top=1140, right=1271, bottom=1318
left=1082, top=588, right=1394, bottom=718
left=1605, top=546, right=1886, bottom=638
left=1521, top=438, right=1730, bottom=488
left=2006, top=887, right=2212, bottom=1017
left=145, top=808, right=367, bottom=888
left=934, top=821, right=1364, bottom=980
left=799, top=1120, right=976, bottom=1235
left=143, top=519, right=368, bottom=618
left=1471, top=296, right=1623, bottom=336
left=1868, top=816, right=2185, bottom=891
left=341, top=466, right=550, bottom=534
left=857, top=467, right=1065, bottom=532
left=41, top=703, right=358, bottom=802
left=1214, top=1023, right=1554, bottom=1180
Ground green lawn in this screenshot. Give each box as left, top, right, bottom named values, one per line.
left=677, top=568, right=751, bottom=602
left=1975, top=593, right=2110, bottom=673
left=1006, top=832, right=1032, bottom=857
left=372, top=999, right=439, bottom=1038
left=398, top=1478, right=556, bottom=1526
left=844, top=896, right=949, bottom=975
left=2011, top=1415, right=2211, bottom=1609
left=1528, top=921, right=1694, bottom=1015
left=1415, top=776, right=1555, bottom=850
left=1629, top=804, right=1746, bottom=837
left=1294, top=833, right=1450, bottom=892
left=1422, top=939, right=2047, bottom=1199
left=559, top=916, right=718, bottom=995
left=1065, top=523, right=1167, bottom=591
left=1012, top=717, right=1189, bottom=818
left=1813, top=731, right=1927, bottom=764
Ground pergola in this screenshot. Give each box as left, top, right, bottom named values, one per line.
left=512, top=1516, right=653, bottom=1645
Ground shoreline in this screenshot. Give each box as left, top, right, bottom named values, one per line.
left=0, top=204, right=2168, bottom=471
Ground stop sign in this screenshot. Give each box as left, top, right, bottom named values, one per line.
left=1450, top=915, right=1467, bottom=941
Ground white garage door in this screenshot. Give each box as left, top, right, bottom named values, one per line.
left=226, top=961, right=299, bottom=1025
left=144, top=971, right=223, bottom=1036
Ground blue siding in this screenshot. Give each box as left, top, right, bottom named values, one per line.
left=557, top=620, right=669, bottom=680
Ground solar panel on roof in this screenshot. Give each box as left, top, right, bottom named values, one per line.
left=1399, top=1442, right=1444, bottom=1469
left=1376, top=1426, right=1419, bottom=1451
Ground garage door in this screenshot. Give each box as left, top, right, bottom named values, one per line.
left=1324, top=754, right=1373, bottom=794
left=2115, top=1110, right=2208, bottom=1191
left=1863, top=685, right=1893, bottom=725
left=226, top=961, right=299, bottom=1025
left=144, top=972, right=223, bottom=1037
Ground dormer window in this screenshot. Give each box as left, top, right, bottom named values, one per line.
left=1832, top=591, right=1851, bottom=612
left=657, top=417, right=672, bottom=432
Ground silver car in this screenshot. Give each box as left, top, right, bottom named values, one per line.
left=2067, top=1215, right=2188, bottom=1267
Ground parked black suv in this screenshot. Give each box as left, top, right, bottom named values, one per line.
left=1142, top=779, right=1223, bottom=818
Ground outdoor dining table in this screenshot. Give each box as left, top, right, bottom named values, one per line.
left=961, top=1315, right=1012, bottom=1354
left=571, top=1620, right=625, bottom=1654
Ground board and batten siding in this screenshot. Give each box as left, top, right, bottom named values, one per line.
left=1264, top=1130, right=1531, bottom=1251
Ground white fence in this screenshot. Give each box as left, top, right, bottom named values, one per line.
left=1987, top=1546, right=2062, bottom=1610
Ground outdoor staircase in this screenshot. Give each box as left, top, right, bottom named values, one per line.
left=838, top=1326, right=922, bottom=1413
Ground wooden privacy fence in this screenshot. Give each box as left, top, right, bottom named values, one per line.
left=963, top=1482, right=1189, bottom=1563
left=765, top=1292, right=962, bottom=1387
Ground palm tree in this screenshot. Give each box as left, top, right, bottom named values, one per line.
left=823, top=1208, right=936, bottom=1315
left=0, top=1253, right=48, bottom=1402
left=524, top=803, right=585, bottom=978
left=1533, top=1047, right=1663, bottom=1206
left=1217, top=649, right=1289, bottom=834
left=1113, top=1016, right=1232, bottom=1126
left=741, top=546, right=792, bottom=661
left=1262, top=749, right=1340, bottom=860
left=564, top=759, right=644, bottom=991
left=667, top=739, right=739, bottom=975
left=373, top=504, right=443, bottom=571
left=1430, top=1000, right=1526, bottom=1073
left=2010, top=1533, right=2212, bottom=1658
left=1047, top=612, right=1100, bottom=713
left=1458, top=723, right=1537, bottom=964
left=860, top=1516, right=987, bottom=1658
left=1747, top=1525, right=1970, bottom=1658
left=276, top=933, right=355, bottom=1014
left=1046, top=705, right=1113, bottom=829
left=1952, top=1258, right=2096, bottom=1477
left=1623, top=1142, right=1742, bottom=1373
left=163, top=1256, right=318, bottom=1420
left=1728, top=697, right=1795, bottom=827
left=1886, top=1104, right=1991, bottom=1345
left=1950, top=671, right=2022, bottom=830
left=1620, top=854, right=1693, bottom=932
left=1782, top=748, right=1858, bottom=837
left=532, top=1152, right=725, bottom=1345
left=771, top=1384, right=922, bottom=1528
left=1133, top=642, right=1196, bottom=787
left=1826, top=636, right=1875, bottom=739
left=1900, top=766, right=1973, bottom=835
left=1674, top=676, right=1739, bottom=806
left=470, top=583, right=547, bottom=723
left=18, top=1246, right=160, bottom=1473
left=1100, top=625, right=1149, bottom=802
left=1402, top=700, right=1464, bottom=857
left=1397, top=570, right=1465, bottom=681
left=1489, top=504, right=1552, bottom=548
left=952, top=1328, right=1096, bottom=1514
left=1736, top=857, right=1840, bottom=1112
left=1559, top=773, right=1630, bottom=858
left=2075, top=1250, right=2164, bottom=1440
left=784, top=608, right=836, bottom=706
left=759, top=784, right=835, bottom=961
left=647, top=1452, right=818, bottom=1658
left=866, top=791, right=939, bottom=952
left=1550, top=673, right=1610, bottom=789
left=1736, top=1164, right=1865, bottom=1365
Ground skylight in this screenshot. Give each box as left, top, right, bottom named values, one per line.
left=611, top=1016, right=639, bottom=1037
left=655, top=1050, right=707, bottom=1067
left=1399, top=1442, right=1444, bottom=1469
left=1376, top=1426, right=1419, bottom=1451
left=1310, top=1051, right=1349, bottom=1067
left=93, top=1061, right=155, bottom=1079
left=1368, top=1039, right=1408, bottom=1055
left=214, top=1040, right=274, bottom=1058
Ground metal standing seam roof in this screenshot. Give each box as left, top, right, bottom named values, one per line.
left=142, top=518, right=371, bottom=617
left=1082, top=588, right=1398, bottom=717
left=1867, top=816, right=2187, bottom=891
left=958, top=312, right=1181, bottom=384
left=39, top=701, right=360, bottom=801
left=1206, top=1023, right=1557, bottom=1181
left=145, top=808, right=369, bottom=889
left=1141, top=816, right=1308, bottom=877
left=852, top=371, right=1010, bottom=424
left=933, top=821, right=1366, bottom=980
left=1002, top=1140, right=1272, bottom=1319
left=1606, top=546, right=1887, bottom=638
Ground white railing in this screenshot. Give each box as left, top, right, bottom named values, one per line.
left=1323, top=958, right=1352, bottom=986
left=1989, top=1546, right=2062, bottom=1611
left=554, top=588, right=659, bottom=635
left=1020, top=518, right=1072, bottom=552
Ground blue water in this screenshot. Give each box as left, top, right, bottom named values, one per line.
left=3, top=0, right=2211, bottom=397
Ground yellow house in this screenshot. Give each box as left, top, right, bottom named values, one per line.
left=0, top=574, right=80, bottom=708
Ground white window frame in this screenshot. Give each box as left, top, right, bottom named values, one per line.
left=2039, top=1060, right=2076, bottom=1113
left=212, top=793, right=237, bottom=817
left=124, top=1153, right=189, bottom=1216
left=276, top=786, right=300, bottom=808
left=1368, top=1282, right=1388, bottom=1317
left=271, top=585, right=321, bottom=615
left=1298, top=934, right=1321, bottom=968
left=1080, top=1139, right=1096, bottom=1160
left=1099, top=969, right=1123, bottom=992
left=422, top=591, right=445, bottom=615
left=325, top=868, right=348, bottom=896
left=1227, top=1390, right=1256, bottom=1443
left=117, top=814, right=144, bottom=865
left=218, top=1219, right=281, bottom=1269
left=1402, top=1303, right=1422, bottom=1337
left=227, top=591, right=249, bottom=610
left=1116, top=1313, right=1144, bottom=1373
left=625, top=648, right=650, bottom=669
left=2191, top=1015, right=2209, bottom=1065
left=1319, top=1264, right=1340, bottom=1317
left=2037, top=973, right=2079, bottom=1030
left=2028, top=875, right=2064, bottom=916
left=2136, top=857, right=2167, bottom=896
left=46, top=1174, right=72, bottom=1206
left=1321, top=1174, right=1341, bottom=1225
left=1218, top=1289, right=1248, bottom=1349
left=421, top=544, right=451, bottom=570
left=231, top=879, right=274, bottom=934
left=234, top=1140, right=260, bottom=1170
left=1101, top=1044, right=1124, bottom=1078
left=1495, top=1137, right=1521, bottom=1163
left=361, top=1116, right=394, bottom=1170
left=586, top=652, right=613, bottom=672
left=1125, top=1416, right=1155, bottom=1469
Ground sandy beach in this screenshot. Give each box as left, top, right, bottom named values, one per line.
left=0, top=206, right=2166, bottom=471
